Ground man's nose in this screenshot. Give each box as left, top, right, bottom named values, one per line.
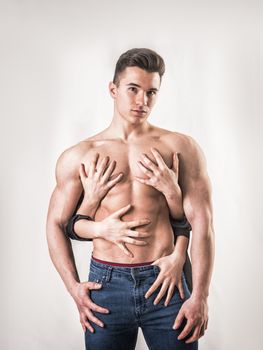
left=136, top=91, right=148, bottom=106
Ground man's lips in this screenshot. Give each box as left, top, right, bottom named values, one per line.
left=132, top=110, right=147, bottom=113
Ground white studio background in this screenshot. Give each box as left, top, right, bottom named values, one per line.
left=0, top=1, right=262, bottom=349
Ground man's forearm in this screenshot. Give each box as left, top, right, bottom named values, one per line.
left=189, top=215, right=215, bottom=299
left=46, top=221, right=80, bottom=297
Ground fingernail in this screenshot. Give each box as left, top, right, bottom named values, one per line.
left=95, top=283, right=101, bottom=287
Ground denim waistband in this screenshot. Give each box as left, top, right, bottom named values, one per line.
left=92, top=255, right=155, bottom=267
left=90, top=256, right=159, bottom=275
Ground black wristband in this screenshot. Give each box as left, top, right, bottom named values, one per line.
left=65, top=214, right=94, bottom=241
left=170, top=215, right=192, bottom=239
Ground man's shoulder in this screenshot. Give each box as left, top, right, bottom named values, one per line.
left=55, top=138, right=96, bottom=179
left=58, top=139, right=93, bottom=163
left=160, top=128, right=198, bottom=150
left=57, top=128, right=109, bottom=167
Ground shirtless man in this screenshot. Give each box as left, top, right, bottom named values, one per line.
left=46, top=48, right=215, bottom=350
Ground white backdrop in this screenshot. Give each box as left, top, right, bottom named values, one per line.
left=1, top=1, right=262, bottom=349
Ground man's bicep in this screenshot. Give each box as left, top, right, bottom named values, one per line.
left=179, top=137, right=213, bottom=222
left=48, top=180, right=83, bottom=229
left=47, top=149, right=83, bottom=228
left=182, top=175, right=213, bottom=225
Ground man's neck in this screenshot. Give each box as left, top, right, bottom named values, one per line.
left=106, top=115, right=152, bottom=141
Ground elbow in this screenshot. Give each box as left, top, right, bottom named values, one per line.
left=46, top=215, right=68, bottom=240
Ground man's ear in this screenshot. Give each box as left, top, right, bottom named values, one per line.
left=109, top=81, right=117, bottom=98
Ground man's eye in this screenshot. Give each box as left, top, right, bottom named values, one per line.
left=147, top=91, right=156, bottom=96
left=129, top=87, right=137, bottom=92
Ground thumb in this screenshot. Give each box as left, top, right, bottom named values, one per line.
left=112, top=203, right=132, bottom=218
left=150, top=259, right=160, bottom=266
left=172, top=152, right=179, bottom=172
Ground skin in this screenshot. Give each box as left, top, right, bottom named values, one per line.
left=46, top=66, right=215, bottom=343
left=75, top=152, right=188, bottom=332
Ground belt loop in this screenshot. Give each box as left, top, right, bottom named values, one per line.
left=105, top=265, right=113, bottom=283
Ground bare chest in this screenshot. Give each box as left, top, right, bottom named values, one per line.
left=82, top=140, right=174, bottom=180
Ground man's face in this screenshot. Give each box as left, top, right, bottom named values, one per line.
left=109, top=66, right=161, bottom=124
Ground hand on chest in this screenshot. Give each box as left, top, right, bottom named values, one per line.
left=87, top=143, right=173, bottom=180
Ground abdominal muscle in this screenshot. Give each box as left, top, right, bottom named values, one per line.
left=91, top=181, right=175, bottom=263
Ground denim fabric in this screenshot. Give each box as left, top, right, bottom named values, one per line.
left=85, top=258, right=198, bottom=350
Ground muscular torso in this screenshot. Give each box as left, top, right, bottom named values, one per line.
left=78, top=125, right=184, bottom=263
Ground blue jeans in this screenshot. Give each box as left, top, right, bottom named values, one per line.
left=85, top=258, right=198, bottom=350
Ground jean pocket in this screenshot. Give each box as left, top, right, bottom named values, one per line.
left=88, top=266, right=111, bottom=288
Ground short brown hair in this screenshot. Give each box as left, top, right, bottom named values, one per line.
left=113, top=48, right=165, bottom=87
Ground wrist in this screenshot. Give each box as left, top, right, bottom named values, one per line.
left=66, top=279, right=80, bottom=298
left=163, top=184, right=182, bottom=200
left=76, top=200, right=99, bottom=219
left=191, top=289, right=209, bottom=301
left=83, top=194, right=100, bottom=206
left=93, top=221, right=105, bottom=239
left=170, top=250, right=186, bottom=264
